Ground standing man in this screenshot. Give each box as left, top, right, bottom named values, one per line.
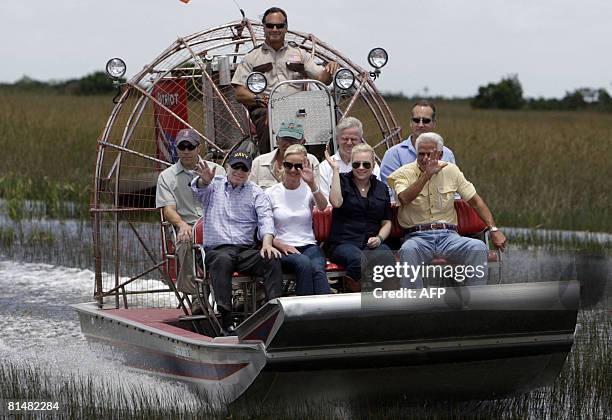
left=387, top=132, right=506, bottom=288
left=191, top=151, right=283, bottom=335
left=249, top=119, right=320, bottom=190
left=380, top=100, right=455, bottom=184
left=231, top=7, right=339, bottom=153
left=319, top=117, right=381, bottom=198
left=156, top=129, right=225, bottom=303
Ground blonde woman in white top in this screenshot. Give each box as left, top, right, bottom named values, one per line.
left=266, top=144, right=331, bottom=294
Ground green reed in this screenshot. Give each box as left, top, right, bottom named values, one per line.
left=0, top=91, right=610, bottom=231
left=0, top=91, right=110, bottom=220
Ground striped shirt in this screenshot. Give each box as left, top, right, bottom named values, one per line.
left=191, top=175, right=275, bottom=249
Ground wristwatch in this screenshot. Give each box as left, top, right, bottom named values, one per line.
left=489, top=226, right=499, bottom=233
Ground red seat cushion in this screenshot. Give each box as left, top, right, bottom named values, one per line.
left=313, top=206, right=333, bottom=242
left=455, top=200, right=487, bottom=235
left=390, top=205, right=404, bottom=238
left=325, top=262, right=345, bottom=271
left=194, top=217, right=205, bottom=245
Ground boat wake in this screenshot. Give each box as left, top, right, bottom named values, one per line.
left=0, top=260, right=202, bottom=410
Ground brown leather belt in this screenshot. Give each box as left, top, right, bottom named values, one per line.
left=405, top=223, right=457, bottom=234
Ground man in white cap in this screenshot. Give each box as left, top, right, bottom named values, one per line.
left=249, top=119, right=320, bottom=190
left=156, top=128, right=224, bottom=306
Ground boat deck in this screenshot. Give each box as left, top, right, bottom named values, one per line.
left=104, top=307, right=239, bottom=344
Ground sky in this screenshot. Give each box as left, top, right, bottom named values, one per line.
left=1, top=0, right=610, bottom=98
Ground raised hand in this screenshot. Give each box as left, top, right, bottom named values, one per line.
left=423, top=155, right=447, bottom=178
left=195, top=158, right=216, bottom=184
left=324, top=146, right=340, bottom=171
left=300, top=158, right=315, bottom=186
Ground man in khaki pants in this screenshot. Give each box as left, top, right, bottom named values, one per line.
left=155, top=128, right=224, bottom=311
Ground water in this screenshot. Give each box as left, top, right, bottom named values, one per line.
left=0, top=260, right=202, bottom=411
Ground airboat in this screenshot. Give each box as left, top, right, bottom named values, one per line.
left=73, top=15, right=579, bottom=404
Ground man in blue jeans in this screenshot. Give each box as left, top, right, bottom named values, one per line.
left=387, top=132, right=506, bottom=288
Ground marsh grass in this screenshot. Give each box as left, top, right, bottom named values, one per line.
left=0, top=91, right=110, bottom=220
left=0, top=309, right=609, bottom=419
left=0, top=220, right=93, bottom=269
left=0, top=92, right=610, bottom=231
left=503, top=227, right=612, bottom=253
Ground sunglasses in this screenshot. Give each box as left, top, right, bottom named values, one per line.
left=265, top=22, right=286, bottom=29
left=352, top=161, right=372, bottom=169
left=411, top=117, right=432, bottom=124
left=282, top=161, right=303, bottom=170
left=230, top=163, right=249, bottom=172
left=177, top=142, right=196, bottom=151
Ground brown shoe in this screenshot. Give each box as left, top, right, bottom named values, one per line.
left=343, top=276, right=361, bottom=292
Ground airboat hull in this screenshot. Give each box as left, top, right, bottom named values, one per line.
left=72, top=304, right=266, bottom=404
left=73, top=281, right=579, bottom=403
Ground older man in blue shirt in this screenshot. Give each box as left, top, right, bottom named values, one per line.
left=191, top=150, right=282, bottom=334
left=380, top=100, right=456, bottom=184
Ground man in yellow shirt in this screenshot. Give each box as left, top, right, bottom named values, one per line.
left=387, top=132, right=506, bottom=288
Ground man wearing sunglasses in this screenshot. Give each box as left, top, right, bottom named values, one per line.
left=380, top=100, right=455, bottom=184
left=232, top=7, right=340, bottom=154
left=319, top=117, right=381, bottom=198
left=249, top=119, right=320, bottom=190
left=387, top=132, right=506, bottom=288
left=156, top=128, right=225, bottom=305
left=190, top=150, right=283, bottom=335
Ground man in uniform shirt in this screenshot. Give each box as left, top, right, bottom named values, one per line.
left=191, top=150, right=283, bottom=334
left=156, top=129, right=225, bottom=301
left=387, top=132, right=506, bottom=288
left=231, top=7, right=339, bottom=153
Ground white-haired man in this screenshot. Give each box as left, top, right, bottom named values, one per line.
left=319, top=117, right=381, bottom=198
left=387, top=132, right=506, bottom=288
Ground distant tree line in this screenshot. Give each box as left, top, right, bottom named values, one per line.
left=4, top=71, right=611, bottom=112
left=0, top=71, right=124, bottom=95
left=470, top=74, right=612, bottom=112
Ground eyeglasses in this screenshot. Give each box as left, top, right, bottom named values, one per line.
left=282, top=161, right=303, bottom=170
left=339, top=136, right=362, bottom=144
left=177, top=143, right=196, bottom=151
left=265, top=22, right=286, bottom=29
left=352, top=161, right=372, bottom=169
left=230, top=163, right=249, bottom=172
left=411, top=117, right=432, bottom=124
